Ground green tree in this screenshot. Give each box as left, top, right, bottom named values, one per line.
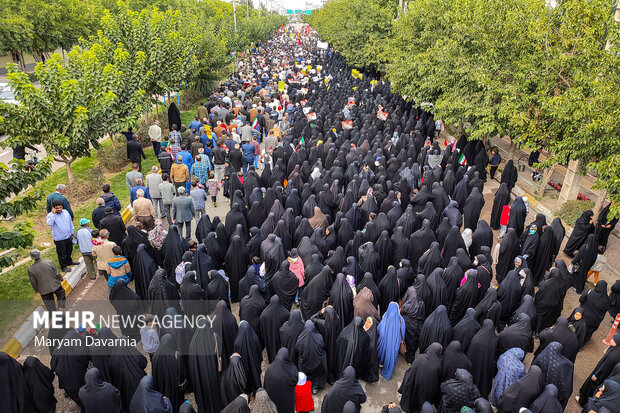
left=1, top=54, right=119, bottom=182
left=0, top=0, right=100, bottom=69
left=0, top=158, right=53, bottom=268
left=308, top=0, right=397, bottom=71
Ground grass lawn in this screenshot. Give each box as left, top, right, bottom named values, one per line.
left=0, top=105, right=197, bottom=346
left=0, top=248, right=61, bottom=343
left=0, top=139, right=158, bottom=343
left=181, top=105, right=200, bottom=127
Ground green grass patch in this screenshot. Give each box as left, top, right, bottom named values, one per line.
left=180, top=106, right=199, bottom=127
left=556, top=200, right=595, bottom=226
left=0, top=248, right=64, bottom=343
left=0, top=110, right=193, bottom=345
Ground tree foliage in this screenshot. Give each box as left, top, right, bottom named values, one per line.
left=306, top=0, right=398, bottom=71
left=311, top=0, right=620, bottom=214
left=0, top=0, right=100, bottom=56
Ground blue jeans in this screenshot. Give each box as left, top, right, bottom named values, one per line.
left=253, top=155, right=259, bottom=168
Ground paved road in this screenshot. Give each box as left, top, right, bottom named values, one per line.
left=18, top=174, right=615, bottom=412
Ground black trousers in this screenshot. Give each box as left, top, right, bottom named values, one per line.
left=54, top=237, right=73, bottom=268
left=41, top=286, right=66, bottom=311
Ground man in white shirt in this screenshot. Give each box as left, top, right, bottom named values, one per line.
left=148, top=120, right=162, bottom=156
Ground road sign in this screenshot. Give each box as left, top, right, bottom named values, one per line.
left=304, top=10, right=312, bottom=15
left=286, top=9, right=293, bottom=14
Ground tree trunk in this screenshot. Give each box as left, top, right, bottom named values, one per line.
left=110, top=132, right=117, bottom=149
left=16, top=52, right=25, bottom=72
left=65, top=159, right=75, bottom=183
left=155, top=96, right=159, bottom=120
left=535, top=163, right=556, bottom=196
left=507, top=138, right=516, bottom=160
left=593, top=189, right=608, bottom=224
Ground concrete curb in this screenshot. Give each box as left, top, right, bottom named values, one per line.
left=1, top=206, right=133, bottom=358
left=0, top=260, right=86, bottom=358
left=511, top=185, right=619, bottom=278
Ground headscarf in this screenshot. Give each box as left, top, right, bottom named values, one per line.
left=491, top=347, right=525, bottom=405
left=148, top=219, right=168, bottom=249
left=377, top=302, right=405, bottom=380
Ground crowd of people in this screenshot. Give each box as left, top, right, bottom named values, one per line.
left=8, top=24, right=620, bottom=413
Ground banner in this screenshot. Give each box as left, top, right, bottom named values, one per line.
left=278, top=81, right=285, bottom=92
left=317, top=41, right=329, bottom=50
left=377, top=110, right=388, bottom=121
left=306, top=112, right=317, bottom=121
left=341, top=120, right=353, bottom=129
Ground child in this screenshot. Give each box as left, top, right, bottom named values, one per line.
left=587, top=245, right=606, bottom=286
left=499, top=204, right=511, bottom=239
left=76, top=218, right=96, bottom=279
left=140, top=314, right=159, bottom=362
left=295, top=372, right=314, bottom=413
left=106, top=246, right=132, bottom=288
left=251, top=256, right=261, bottom=275
left=175, top=251, right=194, bottom=285
left=206, top=171, right=219, bottom=207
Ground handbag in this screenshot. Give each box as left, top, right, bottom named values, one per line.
left=399, top=318, right=407, bottom=355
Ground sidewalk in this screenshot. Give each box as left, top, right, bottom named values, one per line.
left=491, top=136, right=620, bottom=279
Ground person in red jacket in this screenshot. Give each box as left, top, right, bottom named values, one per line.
left=499, top=205, right=511, bottom=239
left=295, top=372, right=314, bottom=413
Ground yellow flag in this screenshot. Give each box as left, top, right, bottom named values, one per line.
left=278, top=81, right=285, bottom=91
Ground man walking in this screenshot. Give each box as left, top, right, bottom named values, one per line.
left=212, top=141, right=226, bottom=183
left=159, top=173, right=175, bottom=226
left=146, top=166, right=164, bottom=219
left=133, top=189, right=156, bottom=231
left=170, top=155, right=190, bottom=193
left=46, top=200, right=76, bottom=272
left=149, top=120, right=162, bottom=156
left=169, top=124, right=182, bottom=158
left=190, top=181, right=207, bottom=221
left=129, top=178, right=151, bottom=206
left=241, top=139, right=255, bottom=175
left=190, top=155, right=209, bottom=186
left=125, top=163, right=143, bottom=189
left=101, top=184, right=122, bottom=215
left=99, top=207, right=126, bottom=246
left=157, top=148, right=173, bottom=176
left=172, top=186, right=195, bottom=240
left=28, top=249, right=65, bottom=311
left=46, top=184, right=74, bottom=219
left=127, top=134, right=146, bottom=172
left=91, top=198, right=106, bottom=229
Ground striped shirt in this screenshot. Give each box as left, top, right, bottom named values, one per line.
left=206, top=179, right=219, bottom=197
left=169, top=131, right=182, bottom=158
left=190, top=161, right=209, bottom=184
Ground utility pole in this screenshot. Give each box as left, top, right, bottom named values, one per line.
left=233, top=0, right=238, bottom=33
left=233, top=0, right=238, bottom=72
left=246, top=0, right=249, bottom=18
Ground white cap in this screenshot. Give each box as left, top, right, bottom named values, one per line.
left=297, top=372, right=307, bottom=386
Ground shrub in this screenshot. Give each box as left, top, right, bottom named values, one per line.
left=66, top=166, right=106, bottom=200
left=98, top=140, right=130, bottom=173
left=556, top=200, right=595, bottom=226
left=180, top=89, right=207, bottom=111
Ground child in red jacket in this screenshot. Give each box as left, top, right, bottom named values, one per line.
left=295, top=372, right=314, bottom=413
left=499, top=204, right=510, bottom=239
